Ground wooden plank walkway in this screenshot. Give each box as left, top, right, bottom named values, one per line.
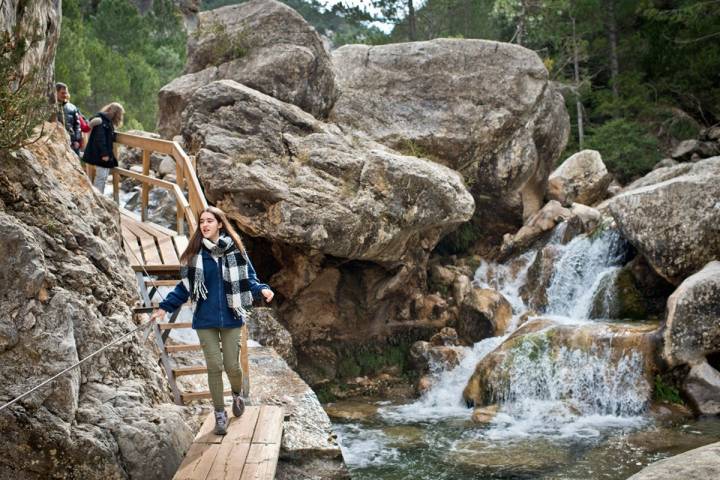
left=174, top=405, right=284, bottom=480
left=120, top=209, right=187, bottom=273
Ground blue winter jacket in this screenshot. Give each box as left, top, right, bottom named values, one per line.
left=159, top=246, right=270, bottom=329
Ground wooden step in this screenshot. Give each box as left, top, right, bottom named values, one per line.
left=157, top=322, right=193, bottom=330
left=145, top=279, right=181, bottom=287
left=166, top=343, right=203, bottom=353
left=181, top=389, right=231, bottom=402
left=173, top=365, right=208, bottom=377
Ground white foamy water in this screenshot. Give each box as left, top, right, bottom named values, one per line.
left=545, top=229, right=628, bottom=318
left=380, top=337, right=505, bottom=422
left=335, top=424, right=401, bottom=468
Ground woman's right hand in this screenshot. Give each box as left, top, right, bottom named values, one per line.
left=149, top=308, right=167, bottom=322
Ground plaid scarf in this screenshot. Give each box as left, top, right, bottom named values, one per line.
left=181, top=235, right=253, bottom=319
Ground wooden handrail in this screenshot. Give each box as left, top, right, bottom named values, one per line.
left=113, top=168, right=196, bottom=233
left=113, top=132, right=206, bottom=234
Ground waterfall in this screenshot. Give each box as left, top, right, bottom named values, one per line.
left=381, top=225, right=650, bottom=436
left=544, top=229, right=629, bottom=318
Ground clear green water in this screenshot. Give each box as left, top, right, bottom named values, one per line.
left=334, top=406, right=720, bottom=480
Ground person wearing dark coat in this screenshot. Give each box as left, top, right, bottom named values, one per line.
left=55, top=83, right=82, bottom=156
left=82, top=102, right=124, bottom=193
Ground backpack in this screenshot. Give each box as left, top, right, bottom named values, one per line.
left=79, top=113, right=91, bottom=133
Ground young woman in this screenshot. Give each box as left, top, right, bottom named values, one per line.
left=150, top=207, right=274, bottom=435
left=82, top=102, right=124, bottom=193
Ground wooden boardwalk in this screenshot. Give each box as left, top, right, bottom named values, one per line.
left=174, top=406, right=284, bottom=480
left=112, top=134, right=274, bottom=477
left=120, top=209, right=187, bottom=274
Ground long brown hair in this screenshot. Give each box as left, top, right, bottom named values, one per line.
left=100, top=102, right=125, bottom=127
left=180, top=206, right=246, bottom=264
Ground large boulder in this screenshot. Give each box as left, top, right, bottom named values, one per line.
left=663, top=261, right=720, bottom=367
left=158, top=0, right=336, bottom=137
left=183, top=79, right=474, bottom=265
left=546, top=150, right=612, bottom=206
left=330, top=39, right=569, bottom=240
left=608, top=157, right=720, bottom=285
left=683, top=360, right=720, bottom=415
left=181, top=79, right=473, bottom=382
left=626, top=441, right=720, bottom=480
left=0, top=125, right=194, bottom=478
left=457, top=288, right=512, bottom=342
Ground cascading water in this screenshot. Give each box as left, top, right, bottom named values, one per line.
left=334, top=225, right=694, bottom=480
left=379, top=226, right=649, bottom=436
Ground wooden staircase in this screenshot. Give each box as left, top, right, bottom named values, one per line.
left=109, top=133, right=250, bottom=406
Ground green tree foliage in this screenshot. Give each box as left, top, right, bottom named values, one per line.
left=0, top=30, right=52, bottom=151
left=55, top=0, right=186, bottom=131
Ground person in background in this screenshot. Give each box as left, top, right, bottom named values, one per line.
left=150, top=207, right=274, bottom=435
left=82, top=102, right=124, bottom=194
left=55, top=82, right=82, bottom=156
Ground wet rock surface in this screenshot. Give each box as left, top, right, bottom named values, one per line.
left=626, top=441, right=720, bottom=480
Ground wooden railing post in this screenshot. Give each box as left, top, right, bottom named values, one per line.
left=112, top=170, right=120, bottom=204
left=141, top=150, right=150, bottom=222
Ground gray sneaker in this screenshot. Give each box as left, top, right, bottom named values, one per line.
left=232, top=392, right=245, bottom=417
left=214, top=410, right=228, bottom=435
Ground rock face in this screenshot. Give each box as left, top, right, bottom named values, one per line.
left=184, top=79, right=473, bottom=265
left=158, top=0, right=336, bottom=137
left=546, top=150, right=612, bottom=206
left=330, top=39, right=569, bottom=237
left=0, top=0, right=60, bottom=94
left=0, top=125, right=194, bottom=478
left=626, top=441, right=720, bottom=480
left=663, top=261, right=720, bottom=367
left=608, top=157, right=720, bottom=284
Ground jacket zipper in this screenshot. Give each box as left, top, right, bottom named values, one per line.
left=218, top=257, right=224, bottom=328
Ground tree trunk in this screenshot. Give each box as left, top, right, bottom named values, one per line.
left=604, top=0, right=620, bottom=99
left=408, top=0, right=417, bottom=41
left=572, top=15, right=584, bottom=148
left=516, top=0, right=527, bottom=45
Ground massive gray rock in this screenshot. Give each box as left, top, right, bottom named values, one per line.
left=0, top=125, right=194, bottom=478
left=626, top=441, right=720, bottom=480
left=181, top=79, right=474, bottom=382
left=184, top=79, right=474, bottom=265
left=330, top=39, right=569, bottom=240
left=663, top=261, right=720, bottom=367
left=608, top=157, right=720, bottom=285
left=158, top=0, right=336, bottom=137
left=546, top=150, right=612, bottom=206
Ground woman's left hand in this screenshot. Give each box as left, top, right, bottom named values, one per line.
left=261, top=288, right=274, bottom=303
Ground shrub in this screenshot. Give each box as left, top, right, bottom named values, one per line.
left=584, top=118, right=660, bottom=184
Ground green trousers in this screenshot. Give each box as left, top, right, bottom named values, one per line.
left=196, top=327, right=243, bottom=410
